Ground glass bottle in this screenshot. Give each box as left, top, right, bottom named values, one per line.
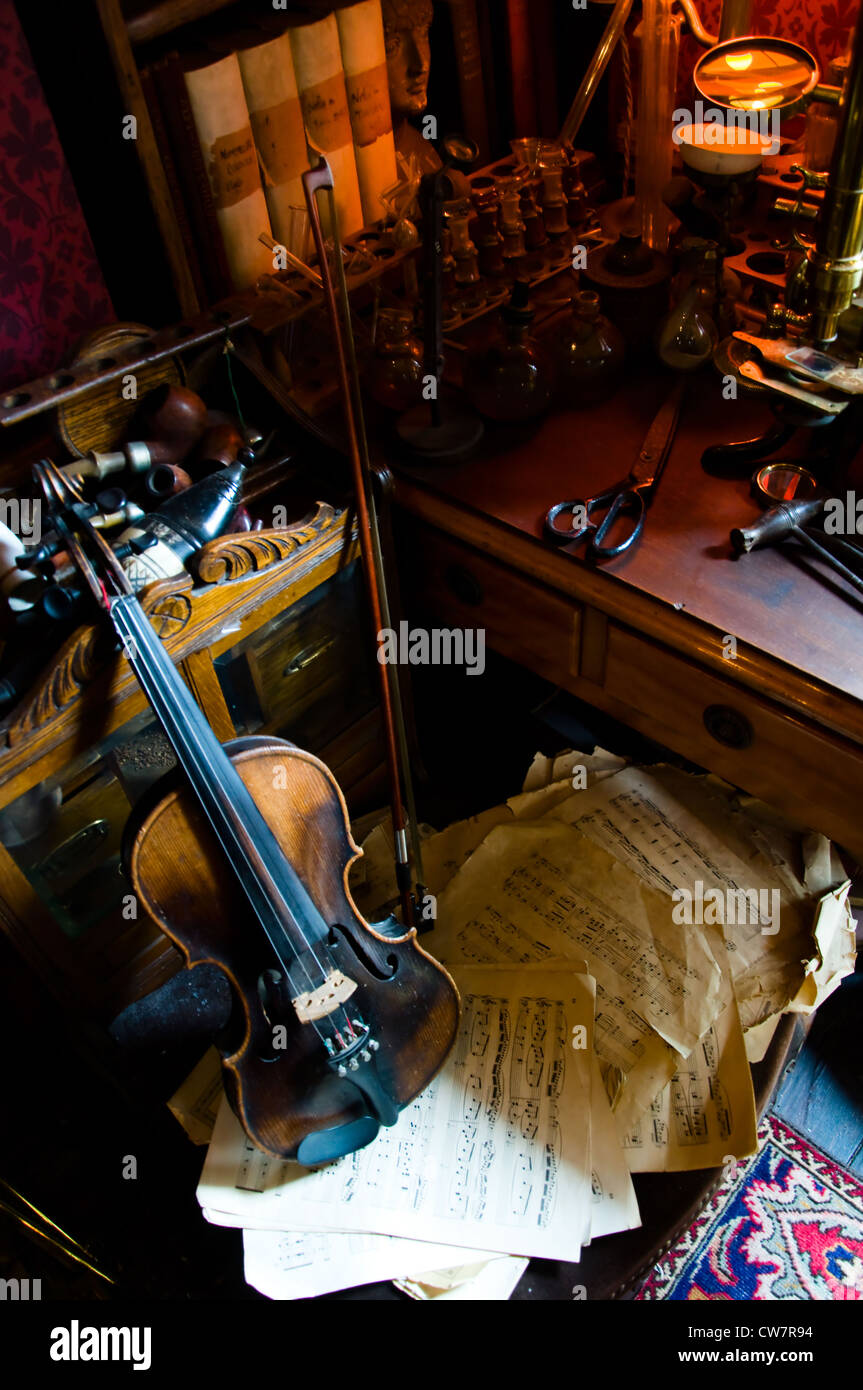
left=538, top=142, right=569, bottom=237
left=367, top=308, right=424, bottom=412
left=464, top=282, right=554, bottom=422
left=444, top=198, right=481, bottom=288
left=555, top=291, right=625, bottom=407
left=656, top=246, right=719, bottom=372
left=471, top=178, right=505, bottom=278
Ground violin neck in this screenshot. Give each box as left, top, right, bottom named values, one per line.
left=110, top=594, right=330, bottom=969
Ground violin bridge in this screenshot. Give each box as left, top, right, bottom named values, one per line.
left=292, top=971, right=358, bottom=1023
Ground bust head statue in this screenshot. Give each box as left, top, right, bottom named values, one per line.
left=382, top=0, right=433, bottom=120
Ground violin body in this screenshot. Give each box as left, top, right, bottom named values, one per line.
left=127, top=736, right=460, bottom=1160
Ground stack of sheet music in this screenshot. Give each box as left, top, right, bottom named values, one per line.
left=182, top=752, right=856, bottom=1300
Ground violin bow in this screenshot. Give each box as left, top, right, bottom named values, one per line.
left=302, top=158, right=425, bottom=930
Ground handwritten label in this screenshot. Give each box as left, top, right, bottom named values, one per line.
left=300, top=72, right=352, bottom=152
left=208, top=125, right=260, bottom=208
left=346, top=61, right=392, bottom=146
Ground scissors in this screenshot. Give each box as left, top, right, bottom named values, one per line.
left=544, top=379, right=685, bottom=558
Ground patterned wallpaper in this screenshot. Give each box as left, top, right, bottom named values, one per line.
left=0, top=0, right=113, bottom=394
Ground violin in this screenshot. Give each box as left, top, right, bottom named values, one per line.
left=37, top=461, right=459, bottom=1165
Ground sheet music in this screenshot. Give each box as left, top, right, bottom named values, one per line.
left=546, top=765, right=846, bottom=1031
left=618, top=924, right=756, bottom=1171
left=199, top=965, right=598, bottom=1262
left=433, top=819, right=722, bottom=1129
left=242, top=1228, right=503, bottom=1301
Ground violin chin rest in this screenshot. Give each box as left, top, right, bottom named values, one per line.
left=296, top=1115, right=380, bottom=1166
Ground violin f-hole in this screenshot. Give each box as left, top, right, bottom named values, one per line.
left=327, top=923, right=399, bottom=982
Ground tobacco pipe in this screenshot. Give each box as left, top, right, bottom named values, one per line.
left=128, top=384, right=208, bottom=463
left=143, top=463, right=193, bottom=500
left=193, top=422, right=245, bottom=470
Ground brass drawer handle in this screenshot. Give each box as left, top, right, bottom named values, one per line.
left=283, top=637, right=336, bottom=675
left=703, top=704, right=753, bottom=750
left=444, top=563, right=484, bottom=607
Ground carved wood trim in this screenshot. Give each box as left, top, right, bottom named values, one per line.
left=8, top=626, right=106, bottom=745
left=3, top=503, right=347, bottom=748
left=195, top=503, right=339, bottom=584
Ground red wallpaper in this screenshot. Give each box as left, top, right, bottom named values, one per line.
left=0, top=0, right=113, bottom=393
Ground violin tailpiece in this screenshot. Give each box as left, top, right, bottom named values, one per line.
left=292, top=971, right=358, bottom=1023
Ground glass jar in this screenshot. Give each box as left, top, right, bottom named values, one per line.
left=464, top=282, right=555, bottom=422
left=656, top=242, right=719, bottom=371
left=555, top=290, right=625, bottom=407
left=367, top=308, right=424, bottom=412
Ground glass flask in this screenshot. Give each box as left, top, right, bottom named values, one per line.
left=555, top=290, right=625, bottom=407
left=367, top=308, right=425, bottom=412
left=464, top=282, right=555, bottom=422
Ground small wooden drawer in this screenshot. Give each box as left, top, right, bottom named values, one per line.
left=602, top=623, right=863, bottom=858
left=409, top=529, right=581, bottom=684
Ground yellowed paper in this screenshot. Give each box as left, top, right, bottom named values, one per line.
left=394, top=1255, right=529, bottom=1301
left=433, top=820, right=723, bottom=1129
left=547, top=765, right=819, bottom=1031
left=620, top=923, right=757, bottom=1172
left=743, top=1014, right=781, bottom=1064
left=586, top=1055, right=642, bottom=1238
left=168, top=1047, right=223, bottom=1145
left=521, top=748, right=628, bottom=794
left=787, top=881, right=856, bottom=1013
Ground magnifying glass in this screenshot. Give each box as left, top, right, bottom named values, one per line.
left=694, top=36, right=820, bottom=115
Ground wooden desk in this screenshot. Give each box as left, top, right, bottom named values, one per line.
left=390, top=370, right=863, bottom=860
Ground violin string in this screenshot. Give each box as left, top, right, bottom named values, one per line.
left=113, top=599, right=347, bottom=1030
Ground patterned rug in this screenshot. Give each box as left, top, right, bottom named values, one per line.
left=636, top=1116, right=863, bottom=1300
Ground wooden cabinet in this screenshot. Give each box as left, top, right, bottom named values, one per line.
left=402, top=515, right=863, bottom=862
left=0, top=507, right=382, bottom=1018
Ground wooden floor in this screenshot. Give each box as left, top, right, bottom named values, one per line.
left=771, top=967, right=863, bottom=1177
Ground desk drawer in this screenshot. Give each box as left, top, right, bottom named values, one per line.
left=603, top=624, right=863, bottom=856
left=411, top=531, right=581, bottom=683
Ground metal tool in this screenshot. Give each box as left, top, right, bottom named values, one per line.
left=734, top=333, right=863, bottom=394
left=738, top=358, right=847, bottom=413
left=544, top=378, right=685, bottom=559
left=731, top=496, right=863, bottom=598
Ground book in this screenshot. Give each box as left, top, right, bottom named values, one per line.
left=237, top=30, right=310, bottom=257
left=183, top=51, right=274, bottom=291
left=289, top=12, right=365, bottom=238
left=336, top=0, right=397, bottom=225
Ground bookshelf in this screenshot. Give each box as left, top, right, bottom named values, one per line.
left=95, top=0, right=342, bottom=317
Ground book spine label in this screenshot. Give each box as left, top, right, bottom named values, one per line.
left=249, top=98, right=308, bottom=183
left=345, top=62, right=391, bottom=146
left=207, top=126, right=260, bottom=208
left=300, top=74, right=353, bottom=152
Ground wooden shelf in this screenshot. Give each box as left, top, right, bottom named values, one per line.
left=124, top=0, right=239, bottom=45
